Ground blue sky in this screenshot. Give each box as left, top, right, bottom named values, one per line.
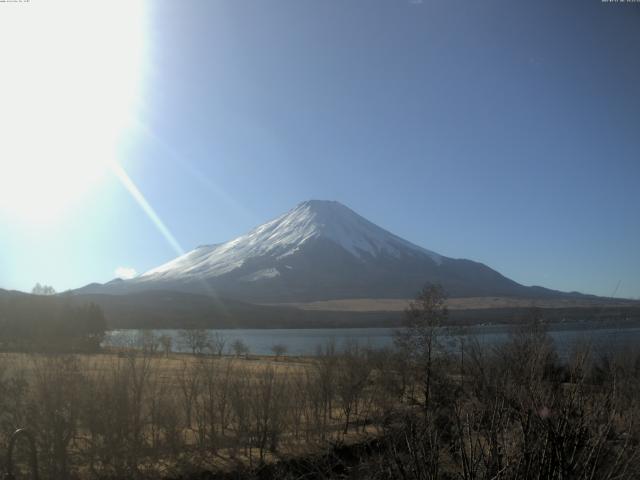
left=1, top=0, right=639, bottom=298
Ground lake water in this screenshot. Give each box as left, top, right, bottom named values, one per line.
left=105, top=322, right=640, bottom=358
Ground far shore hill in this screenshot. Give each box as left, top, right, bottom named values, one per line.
left=266, top=296, right=640, bottom=312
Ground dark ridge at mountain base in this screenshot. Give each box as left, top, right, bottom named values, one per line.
left=2, top=288, right=638, bottom=329
left=73, top=290, right=399, bottom=329
left=71, top=291, right=640, bottom=329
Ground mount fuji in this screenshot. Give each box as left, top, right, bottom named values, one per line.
left=80, top=200, right=572, bottom=303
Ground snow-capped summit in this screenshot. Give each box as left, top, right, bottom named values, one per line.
left=141, top=200, right=442, bottom=282
left=82, top=199, right=548, bottom=302
left=271, top=200, right=442, bottom=263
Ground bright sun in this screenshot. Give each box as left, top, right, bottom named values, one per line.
left=0, top=0, right=146, bottom=223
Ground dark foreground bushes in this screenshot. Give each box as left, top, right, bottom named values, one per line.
left=0, top=294, right=106, bottom=352
left=0, top=329, right=638, bottom=479
left=165, top=333, right=640, bottom=480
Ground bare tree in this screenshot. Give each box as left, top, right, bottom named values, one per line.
left=336, top=343, right=372, bottom=434
left=158, top=334, right=172, bottom=357
left=210, top=331, right=227, bottom=356
left=30, top=355, right=84, bottom=479
left=178, top=329, right=211, bottom=356
left=135, top=330, right=159, bottom=355
left=395, top=283, right=448, bottom=410
left=228, top=366, right=252, bottom=460
left=231, top=338, right=250, bottom=358
left=313, top=340, right=338, bottom=440
left=250, top=366, right=288, bottom=460
left=198, top=357, right=234, bottom=451
left=177, top=360, right=200, bottom=431
left=271, top=343, right=288, bottom=360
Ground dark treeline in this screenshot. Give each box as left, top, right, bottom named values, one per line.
left=0, top=294, right=106, bottom=351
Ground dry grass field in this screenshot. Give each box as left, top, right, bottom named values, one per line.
left=1, top=351, right=312, bottom=379
left=0, top=346, right=394, bottom=479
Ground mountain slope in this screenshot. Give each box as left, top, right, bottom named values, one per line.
left=78, top=200, right=579, bottom=302
left=140, top=200, right=443, bottom=281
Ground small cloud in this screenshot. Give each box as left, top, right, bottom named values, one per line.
left=115, top=266, right=137, bottom=280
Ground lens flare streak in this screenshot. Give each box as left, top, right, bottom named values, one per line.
left=110, top=162, right=184, bottom=257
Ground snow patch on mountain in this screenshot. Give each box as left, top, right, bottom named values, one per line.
left=239, top=268, right=280, bottom=282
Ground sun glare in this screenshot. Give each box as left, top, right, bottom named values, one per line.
left=0, top=0, right=146, bottom=223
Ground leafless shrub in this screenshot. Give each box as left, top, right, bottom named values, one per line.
left=29, top=355, right=85, bottom=480
left=395, top=283, right=448, bottom=410
left=210, top=331, right=227, bottom=357
left=159, top=334, right=173, bottom=357
left=136, top=330, right=160, bottom=355
left=270, top=343, right=288, bottom=360
left=231, top=339, right=250, bottom=358
left=228, top=364, right=252, bottom=460
left=178, top=329, right=211, bottom=356
left=0, top=359, right=28, bottom=471
left=177, top=360, right=200, bottom=432
left=250, top=366, right=288, bottom=461
left=313, top=341, right=338, bottom=441
left=336, top=343, right=372, bottom=435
